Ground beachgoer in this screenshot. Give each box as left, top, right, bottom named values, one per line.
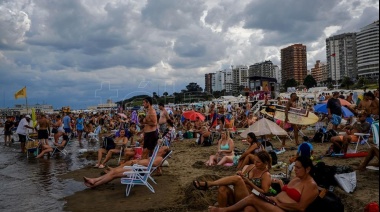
left=330, top=112, right=370, bottom=153
left=4, top=116, right=14, bottom=146
left=141, top=97, right=158, bottom=159
left=358, top=145, right=379, bottom=171
left=35, top=114, right=50, bottom=145
left=76, top=113, right=85, bottom=143
left=16, top=115, right=34, bottom=153
left=285, top=93, right=300, bottom=145
left=208, top=156, right=319, bottom=212
left=62, top=112, right=72, bottom=134
left=83, top=146, right=170, bottom=188
left=357, top=92, right=372, bottom=115
left=327, top=91, right=342, bottom=131
left=195, top=151, right=275, bottom=207
left=158, top=103, right=170, bottom=135
left=297, top=136, right=313, bottom=158
left=36, top=134, right=68, bottom=158
left=95, top=129, right=129, bottom=168
left=205, top=130, right=234, bottom=166
left=235, top=132, right=264, bottom=170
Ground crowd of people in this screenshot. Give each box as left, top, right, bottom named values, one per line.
left=0, top=88, right=379, bottom=211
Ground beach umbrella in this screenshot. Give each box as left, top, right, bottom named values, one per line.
left=323, top=98, right=352, bottom=106
left=240, top=118, right=288, bottom=138
left=182, top=111, right=205, bottom=121
left=314, top=104, right=354, bottom=118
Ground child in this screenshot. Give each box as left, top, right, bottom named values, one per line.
left=297, top=136, right=314, bottom=159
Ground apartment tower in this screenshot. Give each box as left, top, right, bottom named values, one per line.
left=281, top=44, right=307, bottom=85
left=357, top=20, right=379, bottom=79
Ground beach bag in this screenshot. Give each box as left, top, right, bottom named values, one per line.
left=334, top=171, right=356, bottom=193
left=305, top=190, right=344, bottom=212
left=364, top=202, right=379, bottom=212
left=312, top=162, right=337, bottom=188
left=312, top=128, right=324, bottom=143
left=268, top=151, right=278, bottom=165
left=102, top=137, right=115, bottom=150
left=202, top=137, right=212, bottom=146
left=324, top=129, right=337, bottom=143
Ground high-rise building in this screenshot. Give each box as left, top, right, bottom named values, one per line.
left=321, top=62, right=328, bottom=84
left=311, top=60, right=324, bottom=83
left=357, top=20, right=379, bottom=79
left=214, top=70, right=233, bottom=93
left=281, top=44, right=307, bottom=85
left=326, top=33, right=357, bottom=83
left=232, top=65, right=249, bottom=93
left=248, top=60, right=276, bottom=78
left=204, top=73, right=215, bottom=93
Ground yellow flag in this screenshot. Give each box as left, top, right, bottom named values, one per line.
left=14, top=87, right=27, bottom=99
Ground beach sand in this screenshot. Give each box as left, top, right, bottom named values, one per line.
left=60, top=133, right=379, bottom=212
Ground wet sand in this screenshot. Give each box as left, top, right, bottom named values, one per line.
left=60, top=134, right=379, bottom=212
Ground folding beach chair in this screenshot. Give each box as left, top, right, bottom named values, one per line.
left=121, top=145, right=160, bottom=196
left=88, top=125, right=101, bottom=142
left=51, top=135, right=70, bottom=157
left=149, top=150, right=172, bottom=184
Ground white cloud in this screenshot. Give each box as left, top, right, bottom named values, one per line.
left=0, top=0, right=378, bottom=109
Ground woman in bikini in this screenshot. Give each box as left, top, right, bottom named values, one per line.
left=208, top=156, right=319, bottom=212
left=205, top=130, right=234, bottom=166
left=195, top=151, right=275, bottom=207
left=95, top=129, right=129, bottom=169
left=233, top=132, right=264, bottom=170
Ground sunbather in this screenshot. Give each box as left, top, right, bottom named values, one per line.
left=205, top=130, right=234, bottom=166
left=36, top=134, right=68, bottom=158
left=235, top=132, right=264, bottom=170
left=358, top=145, right=379, bottom=171
left=195, top=151, right=275, bottom=207
left=208, top=156, right=319, bottom=212
left=83, top=146, right=170, bottom=188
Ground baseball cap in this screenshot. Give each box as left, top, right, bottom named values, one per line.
left=25, top=115, right=31, bottom=118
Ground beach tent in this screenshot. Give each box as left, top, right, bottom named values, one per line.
left=240, top=118, right=289, bottom=140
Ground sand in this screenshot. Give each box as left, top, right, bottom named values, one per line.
left=59, top=133, right=379, bottom=212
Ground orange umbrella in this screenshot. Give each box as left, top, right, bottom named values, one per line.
left=182, top=111, right=205, bottom=121
left=323, top=98, right=352, bottom=106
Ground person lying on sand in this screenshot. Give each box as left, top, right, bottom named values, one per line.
left=83, top=146, right=170, bottom=188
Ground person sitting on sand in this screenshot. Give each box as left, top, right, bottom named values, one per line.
left=205, top=130, right=234, bottom=166
left=358, top=145, right=379, bottom=171
left=195, top=151, right=275, bottom=207
left=83, top=146, right=170, bottom=188
left=208, top=156, right=319, bottom=212
left=95, top=129, right=129, bottom=169
left=330, top=112, right=370, bottom=154
left=234, top=132, right=264, bottom=170
left=36, top=134, right=69, bottom=158
left=198, top=126, right=212, bottom=146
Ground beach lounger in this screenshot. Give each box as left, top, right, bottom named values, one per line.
left=121, top=145, right=160, bottom=196
left=88, top=126, right=101, bottom=142
left=51, top=137, right=70, bottom=157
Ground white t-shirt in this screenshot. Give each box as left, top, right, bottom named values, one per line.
left=16, top=118, right=30, bottom=135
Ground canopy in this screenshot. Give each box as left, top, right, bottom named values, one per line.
left=182, top=111, right=205, bottom=121
left=240, top=118, right=289, bottom=138
left=323, top=98, right=352, bottom=106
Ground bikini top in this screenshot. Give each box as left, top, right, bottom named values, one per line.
left=220, top=143, right=230, bottom=150
left=282, top=185, right=301, bottom=202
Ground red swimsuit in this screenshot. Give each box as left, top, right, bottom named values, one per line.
left=282, top=185, right=301, bottom=202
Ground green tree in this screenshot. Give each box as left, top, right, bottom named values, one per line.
left=303, top=75, right=317, bottom=89
left=186, top=82, right=203, bottom=92
left=341, top=77, right=353, bottom=89
left=284, top=79, right=298, bottom=89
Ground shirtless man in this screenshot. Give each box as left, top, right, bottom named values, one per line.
left=367, top=92, right=379, bottom=117
left=285, top=93, right=300, bottom=145
left=330, top=112, right=370, bottom=153
left=357, top=92, right=372, bottom=115
left=35, top=114, right=51, bottom=145
left=141, top=97, right=158, bottom=159
left=158, top=103, right=170, bottom=134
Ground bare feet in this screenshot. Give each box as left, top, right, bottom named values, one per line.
left=83, top=177, right=94, bottom=188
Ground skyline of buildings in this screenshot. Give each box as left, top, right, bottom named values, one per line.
left=205, top=20, right=379, bottom=92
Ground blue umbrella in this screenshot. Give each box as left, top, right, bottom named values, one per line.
left=314, top=104, right=354, bottom=118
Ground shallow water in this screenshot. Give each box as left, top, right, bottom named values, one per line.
left=0, top=131, right=97, bottom=212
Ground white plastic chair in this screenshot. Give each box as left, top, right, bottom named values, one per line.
left=88, top=126, right=101, bottom=142
left=121, top=145, right=160, bottom=196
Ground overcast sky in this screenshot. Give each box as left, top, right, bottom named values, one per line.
left=0, top=0, right=378, bottom=109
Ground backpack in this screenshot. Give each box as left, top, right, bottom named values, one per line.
left=311, top=162, right=337, bottom=188
left=102, top=136, right=115, bottom=150
left=305, top=190, right=344, bottom=212
left=324, top=129, right=337, bottom=143
left=312, top=128, right=324, bottom=143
